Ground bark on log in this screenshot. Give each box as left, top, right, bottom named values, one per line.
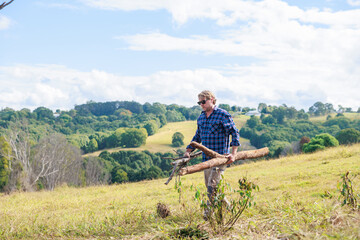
left=189, top=142, right=222, bottom=158
left=179, top=143, right=269, bottom=176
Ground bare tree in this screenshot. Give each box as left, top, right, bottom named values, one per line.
left=32, top=133, right=83, bottom=190
left=0, top=0, right=14, bottom=10
left=84, top=156, right=111, bottom=186
left=2, top=121, right=83, bottom=192
left=3, top=121, right=33, bottom=191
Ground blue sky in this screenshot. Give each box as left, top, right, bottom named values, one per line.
left=0, top=0, right=359, bottom=111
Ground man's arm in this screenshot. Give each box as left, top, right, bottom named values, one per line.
left=225, top=145, right=238, bottom=164
left=223, top=113, right=240, bottom=164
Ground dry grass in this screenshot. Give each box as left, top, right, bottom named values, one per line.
left=1, top=144, right=360, bottom=239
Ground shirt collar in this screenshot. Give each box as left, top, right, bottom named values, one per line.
left=201, top=105, right=218, bottom=116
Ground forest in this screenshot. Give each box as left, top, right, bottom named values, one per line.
left=0, top=100, right=359, bottom=193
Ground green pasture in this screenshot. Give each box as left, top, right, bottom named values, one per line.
left=309, top=112, right=360, bottom=122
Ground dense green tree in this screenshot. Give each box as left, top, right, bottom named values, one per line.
left=0, top=108, right=18, bottom=121
left=166, top=110, right=186, bottom=122
left=325, top=103, right=335, bottom=114
left=323, top=117, right=351, bottom=129
left=86, top=138, right=98, bottom=153
left=0, top=136, right=11, bottom=191
left=271, top=107, right=286, bottom=124
left=308, top=102, right=326, bottom=116
left=33, top=107, right=55, bottom=122
left=297, top=110, right=309, bottom=120
left=239, top=127, right=253, bottom=139
left=219, top=104, right=231, bottom=112
left=172, top=132, right=185, bottom=147
left=145, top=166, right=163, bottom=179
left=106, top=128, right=126, bottom=148
left=308, top=102, right=335, bottom=116
left=336, top=128, right=360, bottom=145
left=150, top=102, right=167, bottom=115
left=143, top=120, right=158, bottom=136
left=111, top=167, right=128, bottom=183
left=158, top=114, right=167, bottom=127
left=286, top=107, right=297, bottom=119
left=121, top=128, right=147, bottom=148
left=231, top=105, right=241, bottom=112
left=188, top=106, right=202, bottom=120
left=247, top=116, right=260, bottom=128
left=261, top=115, right=276, bottom=125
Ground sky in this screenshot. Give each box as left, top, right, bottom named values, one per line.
left=0, top=0, right=359, bottom=112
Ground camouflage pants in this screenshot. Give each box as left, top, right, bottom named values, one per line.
left=204, top=165, right=227, bottom=201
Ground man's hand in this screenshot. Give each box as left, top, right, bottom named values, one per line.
left=225, top=153, right=235, bottom=164
left=183, top=151, right=191, bottom=158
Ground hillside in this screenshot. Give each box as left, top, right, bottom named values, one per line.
left=85, top=115, right=252, bottom=156
left=85, top=113, right=360, bottom=157
left=1, top=144, right=359, bottom=239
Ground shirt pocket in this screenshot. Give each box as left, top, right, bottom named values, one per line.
left=210, top=121, right=222, bottom=134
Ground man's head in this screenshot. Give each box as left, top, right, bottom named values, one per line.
left=198, top=90, right=217, bottom=105
left=198, top=90, right=216, bottom=113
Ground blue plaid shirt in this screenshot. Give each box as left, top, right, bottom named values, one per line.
left=187, top=106, right=240, bottom=161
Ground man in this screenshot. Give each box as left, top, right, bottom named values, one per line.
left=184, top=90, right=240, bottom=215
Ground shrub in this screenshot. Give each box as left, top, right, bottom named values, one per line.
left=303, top=133, right=339, bottom=153
left=336, top=128, right=360, bottom=145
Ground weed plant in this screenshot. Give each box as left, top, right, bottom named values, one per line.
left=193, top=176, right=258, bottom=235
left=338, top=171, right=359, bottom=209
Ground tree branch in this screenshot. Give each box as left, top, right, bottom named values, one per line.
left=0, top=0, right=14, bottom=10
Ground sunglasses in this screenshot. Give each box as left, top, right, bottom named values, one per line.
left=197, top=99, right=208, bottom=105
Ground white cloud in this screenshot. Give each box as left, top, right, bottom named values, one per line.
left=0, top=64, right=359, bottom=111
left=1, top=0, right=359, bottom=111
left=80, top=0, right=168, bottom=11
left=111, top=0, right=360, bottom=112
left=348, top=0, right=360, bottom=7
left=0, top=15, right=11, bottom=30
left=81, top=0, right=360, bottom=27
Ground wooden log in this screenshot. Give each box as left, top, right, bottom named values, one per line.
left=179, top=147, right=269, bottom=176
left=189, top=142, right=222, bottom=158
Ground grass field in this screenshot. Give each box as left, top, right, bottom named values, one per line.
left=309, top=112, right=360, bottom=122
left=1, top=144, right=359, bottom=239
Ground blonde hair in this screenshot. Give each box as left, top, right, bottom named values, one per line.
left=198, top=90, right=217, bottom=104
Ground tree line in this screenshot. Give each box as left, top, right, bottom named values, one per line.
left=0, top=100, right=359, bottom=192
left=240, top=103, right=360, bottom=158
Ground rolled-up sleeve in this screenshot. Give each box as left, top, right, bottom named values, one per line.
left=223, top=115, right=240, bottom=147
left=186, top=125, right=201, bottom=150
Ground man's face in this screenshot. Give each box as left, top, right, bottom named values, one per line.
left=198, top=97, right=214, bottom=112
